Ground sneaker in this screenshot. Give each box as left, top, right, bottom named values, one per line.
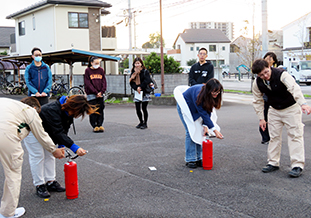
left=262, top=164, right=279, bottom=173
left=140, top=123, right=148, bottom=129
left=185, top=161, right=197, bottom=168
left=14, top=207, right=25, bottom=218
left=98, top=126, right=105, bottom=132
left=46, top=181, right=65, bottom=192
left=289, top=167, right=303, bottom=178
left=36, top=184, right=50, bottom=198
left=136, top=123, right=143, bottom=128
left=261, top=141, right=269, bottom=145
left=0, top=207, right=26, bottom=218
left=93, top=127, right=99, bottom=132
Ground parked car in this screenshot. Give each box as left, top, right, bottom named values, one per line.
left=124, top=69, right=131, bottom=74
left=180, top=66, right=191, bottom=74
left=220, top=64, right=230, bottom=75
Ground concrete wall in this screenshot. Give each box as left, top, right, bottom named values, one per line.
left=71, top=73, right=189, bottom=95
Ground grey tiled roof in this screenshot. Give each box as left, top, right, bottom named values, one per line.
left=179, top=29, right=231, bottom=43
left=0, top=27, right=14, bottom=47
left=6, top=0, right=111, bottom=19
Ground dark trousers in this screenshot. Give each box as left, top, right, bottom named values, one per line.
left=259, top=101, right=270, bottom=142
left=88, top=97, right=105, bottom=128
left=135, top=101, right=148, bottom=124
left=35, top=96, right=49, bottom=106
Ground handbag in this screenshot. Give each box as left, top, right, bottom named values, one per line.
left=151, top=77, right=158, bottom=89
left=145, top=85, right=153, bottom=93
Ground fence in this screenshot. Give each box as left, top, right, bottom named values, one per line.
left=71, top=73, right=189, bottom=95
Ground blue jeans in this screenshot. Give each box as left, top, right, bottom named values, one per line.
left=177, top=104, right=202, bottom=162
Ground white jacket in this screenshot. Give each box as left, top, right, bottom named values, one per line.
left=174, top=85, right=220, bottom=144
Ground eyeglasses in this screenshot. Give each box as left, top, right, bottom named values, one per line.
left=198, top=53, right=207, bottom=56
left=212, top=90, right=220, bottom=95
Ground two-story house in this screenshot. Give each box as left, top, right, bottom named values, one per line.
left=167, top=29, right=231, bottom=69
left=0, top=26, right=15, bottom=54
left=6, top=0, right=118, bottom=75
left=282, top=11, right=311, bottom=67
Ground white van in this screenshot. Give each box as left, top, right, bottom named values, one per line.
left=124, top=69, right=131, bottom=74
left=288, top=61, right=311, bottom=85
left=180, top=66, right=191, bottom=74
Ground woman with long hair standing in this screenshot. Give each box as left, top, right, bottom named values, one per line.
left=84, top=56, right=107, bottom=133
left=175, top=78, right=224, bottom=168
left=129, top=57, right=153, bottom=129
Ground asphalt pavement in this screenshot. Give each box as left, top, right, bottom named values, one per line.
left=1, top=92, right=311, bottom=217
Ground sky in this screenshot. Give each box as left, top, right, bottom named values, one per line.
left=1, top=0, right=311, bottom=49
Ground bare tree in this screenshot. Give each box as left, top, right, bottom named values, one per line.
left=293, top=14, right=309, bottom=60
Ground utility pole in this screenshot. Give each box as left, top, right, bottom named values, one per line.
left=160, top=0, right=165, bottom=94
left=251, top=1, right=256, bottom=92
left=262, top=0, right=268, bottom=57
left=128, top=0, right=133, bottom=67
left=133, top=10, right=141, bottom=50
left=252, top=1, right=255, bottom=65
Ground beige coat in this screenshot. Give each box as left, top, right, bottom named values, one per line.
left=0, top=98, right=56, bottom=153
left=252, top=71, right=306, bottom=120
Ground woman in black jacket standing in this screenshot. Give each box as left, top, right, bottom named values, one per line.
left=129, top=57, right=153, bottom=129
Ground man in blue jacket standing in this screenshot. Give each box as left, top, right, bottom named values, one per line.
left=23, top=48, right=63, bottom=199
left=24, top=47, right=52, bottom=105
left=189, top=47, right=214, bottom=86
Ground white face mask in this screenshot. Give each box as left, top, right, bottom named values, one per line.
left=93, top=65, right=100, bottom=69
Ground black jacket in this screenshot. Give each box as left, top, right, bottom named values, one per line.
left=257, top=67, right=296, bottom=110
left=130, top=69, right=152, bottom=94
left=39, top=99, right=74, bottom=148
left=189, top=60, right=214, bottom=86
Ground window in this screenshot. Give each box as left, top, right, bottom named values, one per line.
left=209, top=45, right=216, bottom=52
left=308, top=27, right=311, bottom=42
left=196, top=47, right=199, bottom=51
left=218, top=60, right=224, bottom=66
left=10, top=33, right=16, bottom=44
left=68, top=12, right=88, bottom=28
left=177, top=45, right=180, bottom=50
left=19, top=21, right=25, bottom=36
left=190, top=47, right=193, bottom=51
left=222, top=46, right=225, bottom=51
left=200, top=23, right=206, bottom=28
left=211, top=60, right=216, bottom=67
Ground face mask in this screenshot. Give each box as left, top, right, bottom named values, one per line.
left=34, top=56, right=42, bottom=62
left=93, top=65, right=100, bottom=69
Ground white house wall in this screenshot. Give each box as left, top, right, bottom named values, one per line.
left=173, top=37, right=230, bottom=66
left=283, top=23, right=305, bottom=49
left=283, top=13, right=311, bottom=66
left=54, top=5, right=89, bottom=50
left=15, top=6, right=55, bottom=55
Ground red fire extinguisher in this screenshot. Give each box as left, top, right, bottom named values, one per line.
left=64, top=150, right=85, bottom=199
left=202, top=137, right=213, bottom=170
